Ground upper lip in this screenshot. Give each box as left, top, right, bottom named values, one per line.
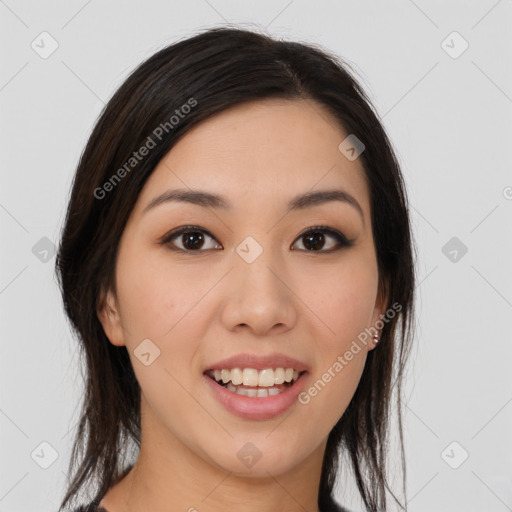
left=204, top=353, right=310, bottom=372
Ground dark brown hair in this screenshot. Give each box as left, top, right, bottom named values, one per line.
left=55, top=25, right=416, bottom=512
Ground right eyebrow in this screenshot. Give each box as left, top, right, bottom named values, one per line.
left=142, top=187, right=365, bottom=226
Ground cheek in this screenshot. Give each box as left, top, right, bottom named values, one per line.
left=115, top=243, right=216, bottom=339
left=299, top=259, right=376, bottom=421
left=298, top=340, right=366, bottom=437
left=302, top=258, right=378, bottom=346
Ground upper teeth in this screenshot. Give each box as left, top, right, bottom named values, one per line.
left=211, top=368, right=300, bottom=387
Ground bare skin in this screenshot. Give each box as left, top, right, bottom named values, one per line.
left=97, top=98, right=386, bottom=512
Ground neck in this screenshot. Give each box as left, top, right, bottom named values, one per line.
left=100, top=399, right=326, bottom=512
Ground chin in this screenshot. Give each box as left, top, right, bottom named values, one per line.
left=203, top=439, right=307, bottom=478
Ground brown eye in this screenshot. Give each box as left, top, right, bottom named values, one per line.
left=291, top=226, right=353, bottom=252
left=160, top=225, right=353, bottom=254
left=179, top=230, right=205, bottom=250
left=161, top=226, right=222, bottom=252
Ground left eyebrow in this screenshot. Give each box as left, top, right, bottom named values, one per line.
left=142, top=188, right=365, bottom=224
left=286, top=190, right=364, bottom=225
left=143, top=189, right=231, bottom=214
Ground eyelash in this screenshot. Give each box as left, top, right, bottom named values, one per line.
left=159, top=225, right=354, bottom=254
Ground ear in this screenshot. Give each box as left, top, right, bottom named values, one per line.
left=97, top=285, right=127, bottom=347
left=367, top=279, right=389, bottom=352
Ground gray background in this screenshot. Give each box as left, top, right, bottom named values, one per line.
left=1, top=1, right=511, bottom=511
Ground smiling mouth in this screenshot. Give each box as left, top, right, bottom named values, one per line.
left=204, top=368, right=306, bottom=398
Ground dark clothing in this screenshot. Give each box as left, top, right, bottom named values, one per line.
left=71, top=494, right=350, bottom=511
left=71, top=504, right=107, bottom=512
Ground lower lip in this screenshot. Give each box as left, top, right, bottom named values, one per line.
left=203, top=372, right=308, bottom=421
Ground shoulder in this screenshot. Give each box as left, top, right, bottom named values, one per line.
left=72, top=498, right=348, bottom=512
left=72, top=500, right=349, bottom=512
left=70, top=504, right=108, bottom=512
left=321, top=495, right=352, bottom=512
left=330, top=505, right=352, bottom=512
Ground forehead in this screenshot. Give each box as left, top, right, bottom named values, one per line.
left=135, top=98, right=370, bottom=215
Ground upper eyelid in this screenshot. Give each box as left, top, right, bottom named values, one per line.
left=161, top=225, right=352, bottom=249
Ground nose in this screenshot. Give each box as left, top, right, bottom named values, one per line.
left=220, top=244, right=298, bottom=337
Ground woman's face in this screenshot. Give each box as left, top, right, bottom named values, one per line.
left=99, top=98, right=386, bottom=478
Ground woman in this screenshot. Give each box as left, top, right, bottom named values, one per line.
left=55, top=26, right=416, bottom=512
